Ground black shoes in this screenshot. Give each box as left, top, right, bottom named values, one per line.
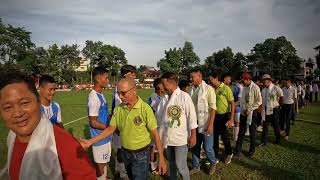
left=245, top=151, right=254, bottom=158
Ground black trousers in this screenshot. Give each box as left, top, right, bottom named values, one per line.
left=261, top=108, right=281, bottom=144
left=280, top=104, right=293, bottom=136
left=234, top=111, right=258, bottom=154
left=214, top=113, right=233, bottom=158
left=315, top=92, right=318, bottom=102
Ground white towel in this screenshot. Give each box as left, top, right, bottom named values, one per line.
left=0, top=115, right=63, bottom=180
left=246, top=110, right=253, bottom=125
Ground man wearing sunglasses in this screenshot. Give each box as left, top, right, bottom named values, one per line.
left=111, top=64, right=137, bottom=179
left=81, top=78, right=167, bottom=180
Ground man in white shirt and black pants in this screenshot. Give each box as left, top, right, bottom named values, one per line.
left=309, top=83, right=313, bottom=103
left=259, top=74, right=283, bottom=146
left=313, top=82, right=319, bottom=102
left=280, top=78, right=297, bottom=141
left=234, top=73, right=262, bottom=158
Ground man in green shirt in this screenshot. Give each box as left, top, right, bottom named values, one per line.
left=208, top=71, right=235, bottom=164
left=80, top=78, right=167, bottom=180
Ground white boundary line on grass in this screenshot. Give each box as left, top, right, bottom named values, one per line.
left=64, top=116, right=87, bottom=126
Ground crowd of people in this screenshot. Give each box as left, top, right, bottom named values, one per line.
left=0, top=64, right=319, bottom=180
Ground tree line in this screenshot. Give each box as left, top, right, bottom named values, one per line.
left=157, top=37, right=311, bottom=80
left=0, top=19, right=127, bottom=84
left=1, top=18, right=319, bottom=84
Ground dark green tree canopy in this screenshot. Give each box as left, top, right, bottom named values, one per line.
left=0, top=19, right=35, bottom=65
left=250, top=36, right=301, bottom=79
left=315, top=45, right=320, bottom=72
left=82, top=40, right=127, bottom=69
left=157, top=41, right=199, bottom=75
left=82, top=40, right=127, bottom=79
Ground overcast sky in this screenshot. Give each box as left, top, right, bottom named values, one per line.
left=1, top=0, right=319, bottom=66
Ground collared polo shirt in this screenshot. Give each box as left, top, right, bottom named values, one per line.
left=110, top=96, right=157, bottom=150
left=215, top=83, right=234, bottom=114
left=282, top=86, right=297, bottom=104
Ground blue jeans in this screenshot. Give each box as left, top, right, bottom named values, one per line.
left=192, top=132, right=217, bottom=168
left=121, top=146, right=150, bottom=180
left=234, top=111, right=258, bottom=154
left=165, top=145, right=190, bottom=180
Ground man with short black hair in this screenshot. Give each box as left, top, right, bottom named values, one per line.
left=280, top=78, right=297, bottom=141
left=0, top=72, right=96, bottom=180
left=313, top=81, right=319, bottom=102
left=149, top=78, right=165, bottom=112
left=87, top=67, right=112, bottom=180
left=232, top=80, right=243, bottom=141
left=208, top=71, right=235, bottom=164
left=157, top=72, right=198, bottom=180
left=39, top=75, right=63, bottom=128
left=222, top=73, right=232, bottom=86
left=148, top=77, right=166, bottom=174
left=189, top=69, right=218, bottom=175
left=178, top=79, right=191, bottom=93
left=308, top=82, right=313, bottom=103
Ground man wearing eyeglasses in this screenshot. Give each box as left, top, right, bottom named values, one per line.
left=81, top=78, right=167, bottom=180
left=111, top=64, right=137, bottom=179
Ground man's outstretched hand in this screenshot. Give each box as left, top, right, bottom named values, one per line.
left=79, top=138, right=93, bottom=150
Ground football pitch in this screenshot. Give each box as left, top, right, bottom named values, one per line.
left=1, top=90, right=320, bottom=179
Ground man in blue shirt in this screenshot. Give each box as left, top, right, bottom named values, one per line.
left=87, top=67, right=112, bottom=180
left=39, top=75, right=63, bottom=128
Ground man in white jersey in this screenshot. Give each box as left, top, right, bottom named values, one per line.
left=39, top=75, right=63, bottom=128
left=313, top=81, right=319, bottom=102
left=111, top=64, right=137, bottom=179
left=148, top=78, right=166, bottom=174
left=309, top=82, right=313, bottom=103
left=233, top=80, right=243, bottom=141
left=280, top=78, right=297, bottom=141
left=88, top=67, right=112, bottom=180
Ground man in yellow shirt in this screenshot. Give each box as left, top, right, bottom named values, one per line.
left=80, top=78, right=167, bottom=180
left=208, top=71, right=235, bottom=164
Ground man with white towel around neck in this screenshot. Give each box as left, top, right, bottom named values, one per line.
left=234, top=72, right=262, bottom=158
left=0, top=71, right=96, bottom=180
left=258, top=74, right=283, bottom=147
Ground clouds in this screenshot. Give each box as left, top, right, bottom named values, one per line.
left=0, top=0, right=319, bottom=66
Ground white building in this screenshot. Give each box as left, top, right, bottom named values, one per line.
left=74, top=55, right=90, bottom=72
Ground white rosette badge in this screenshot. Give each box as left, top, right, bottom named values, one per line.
left=167, top=105, right=182, bottom=128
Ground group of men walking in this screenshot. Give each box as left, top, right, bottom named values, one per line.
left=1, top=64, right=318, bottom=180
left=81, top=65, right=309, bottom=180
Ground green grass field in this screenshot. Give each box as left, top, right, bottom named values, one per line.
left=1, top=90, right=320, bottom=179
